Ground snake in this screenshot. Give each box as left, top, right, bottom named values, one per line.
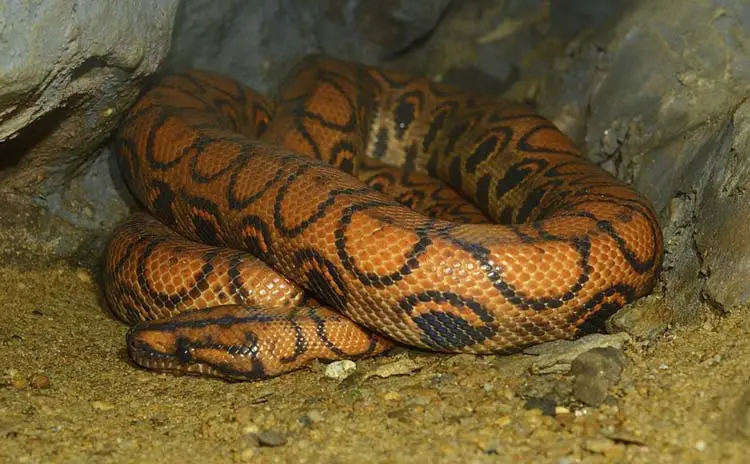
left=104, top=55, right=663, bottom=381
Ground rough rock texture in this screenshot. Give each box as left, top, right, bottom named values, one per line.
left=0, top=0, right=179, bottom=265
left=164, top=0, right=454, bottom=93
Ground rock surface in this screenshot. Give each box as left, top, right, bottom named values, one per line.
left=0, top=0, right=179, bottom=266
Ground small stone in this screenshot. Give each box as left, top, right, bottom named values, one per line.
left=583, top=437, right=616, bottom=454
left=254, top=430, right=287, bottom=447
left=29, top=374, right=50, bottom=389
left=76, top=268, right=92, bottom=283
left=523, top=396, right=556, bottom=416
left=299, top=409, right=324, bottom=427
left=605, top=294, right=671, bottom=340
left=695, top=440, right=706, bottom=451
left=574, top=377, right=611, bottom=407
left=527, top=333, right=631, bottom=375
left=430, top=373, right=457, bottom=387
left=91, top=401, right=115, bottom=411
left=12, top=378, right=27, bottom=390
left=495, top=415, right=511, bottom=427
left=365, top=357, right=421, bottom=379
left=571, top=347, right=625, bottom=407
left=384, top=391, right=402, bottom=401
left=324, top=360, right=357, bottom=380
left=603, top=431, right=647, bottom=446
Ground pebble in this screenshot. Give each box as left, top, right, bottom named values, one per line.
left=76, top=268, right=92, bottom=283
left=523, top=396, right=557, bottom=416
left=365, top=357, right=421, bottom=379
left=299, top=409, right=324, bottom=427
left=91, top=401, right=115, bottom=411
left=603, top=430, right=647, bottom=446
left=605, top=294, right=671, bottom=340
left=494, top=415, right=511, bottom=427
left=254, top=430, right=287, bottom=447
left=29, top=374, right=50, bottom=389
left=571, top=347, right=625, bottom=407
left=324, top=360, right=357, bottom=380
left=305, top=409, right=324, bottom=423
left=383, top=391, right=402, bottom=401
left=12, top=378, right=27, bottom=390
left=583, top=437, right=617, bottom=454
left=430, top=373, right=457, bottom=387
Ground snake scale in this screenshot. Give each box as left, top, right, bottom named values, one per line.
left=104, top=56, right=663, bottom=381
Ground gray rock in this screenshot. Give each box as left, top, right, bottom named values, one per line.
left=571, top=347, right=625, bottom=407
left=526, top=333, right=631, bottom=375
left=253, top=429, right=287, bottom=447
left=606, top=294, right=672, bottom=341
left=0, top=0, right=178, bottom=265
left=166, top=0, right=453, bottom=93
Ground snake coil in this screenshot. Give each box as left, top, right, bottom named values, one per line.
left=104, top=56, right=663, bottom=380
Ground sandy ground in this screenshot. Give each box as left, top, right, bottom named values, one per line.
left=2, top=263, right=749, bottom=463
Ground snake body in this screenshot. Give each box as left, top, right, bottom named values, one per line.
left=105, top=56, right=663, bottom=380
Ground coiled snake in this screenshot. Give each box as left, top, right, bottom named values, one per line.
left=104, top=56, right=663, bottom=380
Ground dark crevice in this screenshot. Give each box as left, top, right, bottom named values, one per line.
left=0, top=105, right=74, bottom=171
left=71, top=56, right=110, bottom=80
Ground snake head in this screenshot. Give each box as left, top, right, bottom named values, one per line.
left=125, top=306, right=270, bottom=381
left=126, top=305, right=392, bottom=381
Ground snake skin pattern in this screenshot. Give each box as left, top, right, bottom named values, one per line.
left=104, top=56, right=663, bottom=380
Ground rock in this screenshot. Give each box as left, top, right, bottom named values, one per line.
left=526, top=333, right=631, bottom=375
left=383, top=391, right=402, bottom=402
left=606, top=295, right=672, bottom=341
left=0, top=0, right=178, bottom=265
left=254, top=430, right=287, bottom=447
left=299, top=409, right=324, bottom=427
left=166, top=0, right=453, bottom=93
left=523, top=396, right=557, bottom=417
left=29, top=374, right=50, bottom=389
left=582, top=437, right=617, bottom=454
left=570, top=347, right=626, bottom=407
left=364, top=356, right=421, bottom=380
left=324, top=360, right=357, bottom=380
left=90, top=400, right=115, bottom=411
left=430, top=373, right=457, bottom=387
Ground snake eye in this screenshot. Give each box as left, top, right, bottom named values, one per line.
left=175, top=338, right=193, bottom=363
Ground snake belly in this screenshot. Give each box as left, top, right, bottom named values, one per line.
left=104, top=55, right=663, bottom=381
